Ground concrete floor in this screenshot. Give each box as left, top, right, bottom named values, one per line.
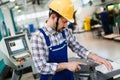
left=68, top=31, right=120, bottom=60
left=5, top=31, right=120, bottom=80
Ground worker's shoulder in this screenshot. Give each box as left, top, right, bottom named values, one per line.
left=31, top=29, right=44, bottom=38
left=63, top=28, right=72, bottom=35
left=63, top=28, right=70, bottom=32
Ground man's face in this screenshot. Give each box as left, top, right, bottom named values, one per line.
left=57, top=17, right=68, bottom=32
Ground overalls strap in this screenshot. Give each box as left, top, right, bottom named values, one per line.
left=38, top=28, right=50, bottom=46
left=61, top=30, right=66, bottom=39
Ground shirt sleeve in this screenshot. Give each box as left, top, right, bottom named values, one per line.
left=30, top=32, right=58, bottom=74
left=65, top=29, right=90, bottom=59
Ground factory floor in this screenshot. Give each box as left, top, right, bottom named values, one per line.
left=5, top=31, right=120, bottom=80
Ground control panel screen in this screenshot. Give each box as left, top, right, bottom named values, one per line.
left=5, top=35, right=29, bottom=55
left=9, top=39, right=24, bottom=52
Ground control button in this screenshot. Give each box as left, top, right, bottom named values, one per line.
left=17, top=58, right=23, bottom=64
left=18, top=66, right=20, bottom=68
left=21, top=65, right=23, bottom=67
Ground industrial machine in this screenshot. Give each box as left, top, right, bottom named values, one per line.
left=69, top=57, right=120, bottom=80
left=0, top=33, right=38, bottom=80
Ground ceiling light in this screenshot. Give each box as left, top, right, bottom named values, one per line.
left=14, top=5, right=19, bottom=9
left=9, top=0, right=15, bottom=2
left=17, top=9, right=22, bottom=13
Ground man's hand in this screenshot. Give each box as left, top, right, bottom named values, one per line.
left=57, top=62, right=87, bottom=72
left=88, top=53, right=113, bottom=71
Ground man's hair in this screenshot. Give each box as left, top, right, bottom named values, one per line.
left=49, top=9, right=61, bottom=17
left=73, top=11, right=76, bottom=20
left=73, top=11, right=77, bottom=25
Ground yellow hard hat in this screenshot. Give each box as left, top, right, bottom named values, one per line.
left=48, top=0, right=74, bottom=22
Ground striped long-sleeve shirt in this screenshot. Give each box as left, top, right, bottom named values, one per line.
left=30, top=24, right=90, bottom=75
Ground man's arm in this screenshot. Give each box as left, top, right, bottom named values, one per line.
left=64, top=29, right=113, bottom=71
left=88, top=53, right=113, bottom=70
left=30, top=32, right=58, bottom=74
left=65, top=28, right=89, bottom=59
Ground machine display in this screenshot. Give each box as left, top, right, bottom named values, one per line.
left=5, top=35, right=28, bottom=55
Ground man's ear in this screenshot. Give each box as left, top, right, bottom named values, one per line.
left=51, top=14, right=57, bottom=23
left=51, top=14, right=56, bottom=19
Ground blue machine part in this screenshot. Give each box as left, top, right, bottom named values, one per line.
left=10, top=9, right=19, bottom=33
left=29, top=24, right=35, bottom=33
left=0, top=50, right=5, bottom=75
left=0, top=59, right=5, bottom=74
left=0, top=8, right=9, bottom=41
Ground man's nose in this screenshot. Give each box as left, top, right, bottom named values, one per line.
left=64, top=22, right=68, bottom=27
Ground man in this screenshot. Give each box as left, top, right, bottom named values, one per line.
left=30, top=0, right=113, bottom=80
left=100, top=8, right=112, bottom=35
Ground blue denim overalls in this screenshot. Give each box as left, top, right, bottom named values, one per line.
left=38, top=28, right=74, bottom=80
